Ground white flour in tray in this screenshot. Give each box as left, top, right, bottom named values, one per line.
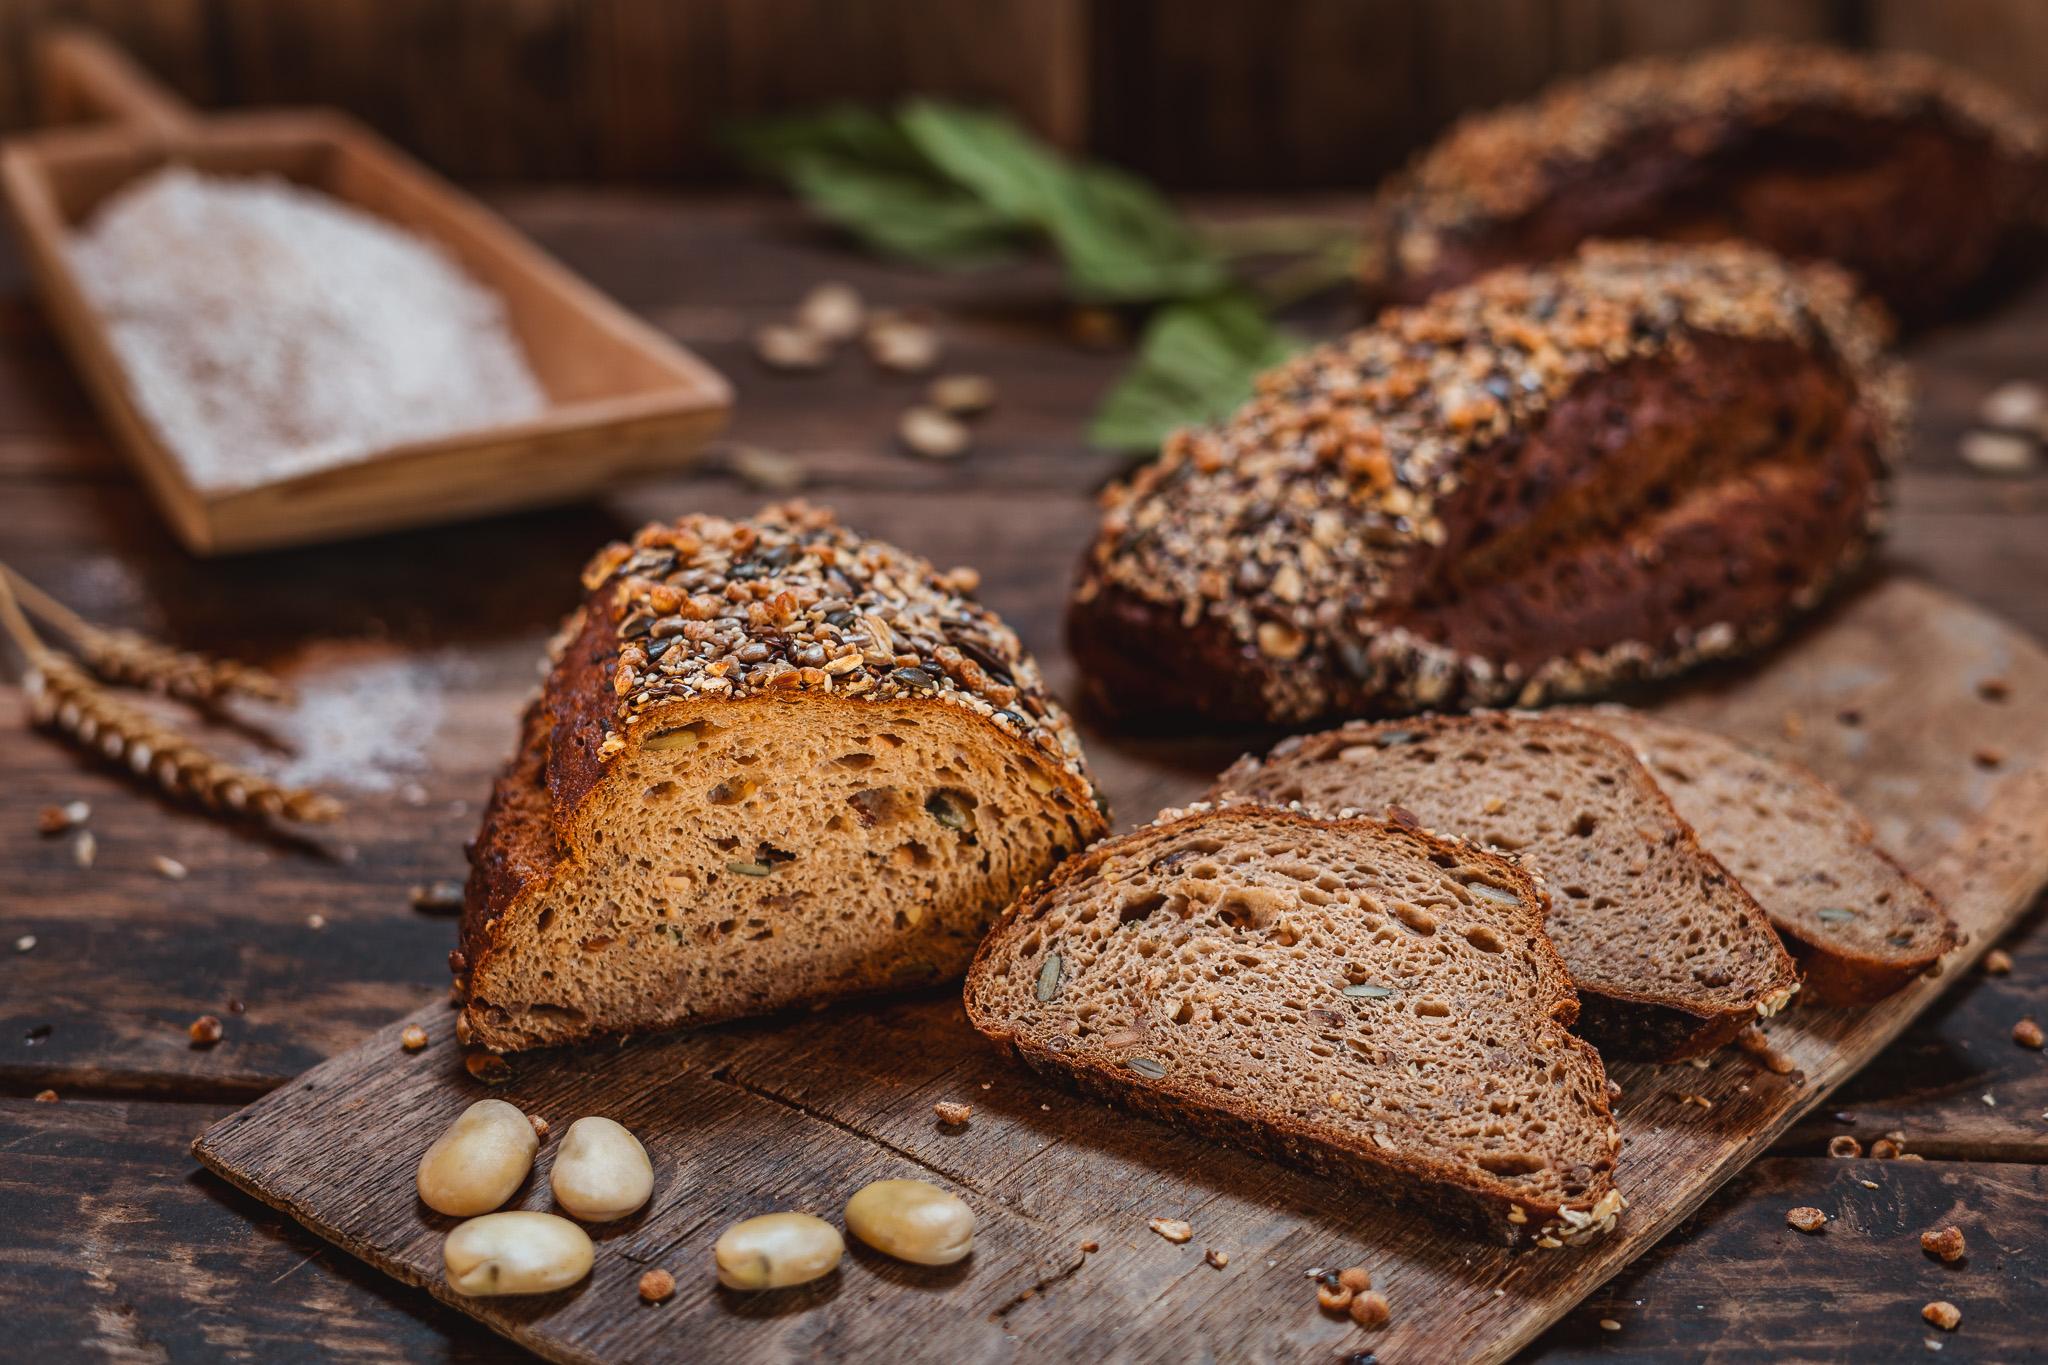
left=68, top=166, right=547, bottom=492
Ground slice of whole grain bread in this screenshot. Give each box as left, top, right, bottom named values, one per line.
left=964, top=803, right=1623, bottom=1246
left=1562, top=707, right=1956, bottom=1004
left=1212, top=713, right=1800, bottom=1060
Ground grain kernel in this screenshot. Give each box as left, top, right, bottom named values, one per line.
left=401, top=1025, right=429, bottom=1052
left=189, top=1014, right=223, bottom=1046
left=638, top=1268, right=675, bottom=1303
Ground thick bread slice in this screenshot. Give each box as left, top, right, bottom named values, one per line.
left=1214, top=714, right=1800, bottom=1060
left=1561, top=707, right=1956, bottom=1004
left=965, top=804, right=1623, bottom=1246
left=457, top=503, right=1109, bottom=1052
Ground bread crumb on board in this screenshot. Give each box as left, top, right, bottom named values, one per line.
left=1921, top=1226, right=1966, bottom=1262
left=933, top=1100, right=973, bottom=1126
left=1922, top=1301, right=1961, bottom=1331
left=1787, top=1206, right=1829, bottom=1233
left=1148, top=1217, right=1193, bottom=1244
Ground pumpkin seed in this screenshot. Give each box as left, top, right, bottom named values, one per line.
left=1466, top=882, right=1522, bottom=905
left=1343, top=984, right=1397, bottom=999
left=726, top=861, right=774, bottom=877
left=1375, top=730, right=1418, bottom=747
left=1035, top=953, right=1063, bottom=1002
left=1817, top=907, right=1858, bottom=922
left=1127, top=1057, right=1168, bottom=1079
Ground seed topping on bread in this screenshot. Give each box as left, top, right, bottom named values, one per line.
left=582, top=501, right=1094, bottom=794
left=1079, top=241, right=1898, bottom=721
left=1377, top=44, right=2047, bottom=279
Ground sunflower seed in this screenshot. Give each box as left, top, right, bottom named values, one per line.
left=1036, top=954, right=1063, bottom=1002
left=899, top=406, right=970, bottom=460
left=1127, top=1057, right=1168, bottom=1079
left=726, top=861, right=774, bottom=877
left=1343, top=983, right=1397, bottom=998
left=1467, top=882, right=1522, bottom=904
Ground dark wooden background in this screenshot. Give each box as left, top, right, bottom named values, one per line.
left=2, top=0, right=2045, bottom=189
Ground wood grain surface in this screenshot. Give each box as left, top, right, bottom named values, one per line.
left=4, top=192, right=2047, bottom=1361
left=191, top=578, right=2048, bottom=1364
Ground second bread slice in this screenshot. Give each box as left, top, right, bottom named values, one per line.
left=1562, top=707, right=1956, bottom=1004
left=1215, top=714, right=1800, bottom=1059
left=964, top=803, right=1622, bottom=1245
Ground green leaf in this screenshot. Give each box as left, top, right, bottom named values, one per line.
left=727, top=105, right=1029, bottom=265
left=1088, top=294, right=1304, bottom=453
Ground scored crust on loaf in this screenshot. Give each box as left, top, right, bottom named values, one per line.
left=1070, top=240, right=1902, bottom=728
left=457, top=503, right=1109, bottom=1052
left=1361, top=42, right=2048, bottom=322
left=1561, top=707, right=1956, bottom=1005
left=1213, top=713, right=1799, bottom=1060
left=963, top=803, right=1622, bottom=1245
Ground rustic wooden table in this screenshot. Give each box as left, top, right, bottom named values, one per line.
left=2, top=193, right=2045, bottom=1363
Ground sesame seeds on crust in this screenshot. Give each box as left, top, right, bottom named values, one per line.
left=1079, top=240, right=1899, bottom=722
left=1374, top=42, right=2047, bottom=275
left=583, top=501, right=1098, bottom=799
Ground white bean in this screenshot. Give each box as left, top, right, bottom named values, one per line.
left=443, top=1211, right=593, bottom=1296
left=550, top=1116, right=653, bottom=1222
left=713, top=1212, right=844, bottom=1290
left=843, top=1178, right=974, bottom=1266
left=416, top=1099, right=538, bottom=1216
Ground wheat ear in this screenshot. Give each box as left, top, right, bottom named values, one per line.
left=0, top=576, right=339, bottom=824
left=1, top=563, right=292, bottom=703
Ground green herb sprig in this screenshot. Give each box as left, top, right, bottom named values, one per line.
left=729, top=102, right=1357, bottom=453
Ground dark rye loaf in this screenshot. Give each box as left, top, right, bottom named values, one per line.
left=1563, top=707, right=1956, bottom=1005
left=1214, top=713, right=1800, bottom=1061
left=457, top=503, right=1108, bottom=1053
left=1360, top=43, right=2047, bottom=325
left=1070, top=241, right=1901, bottom=729
left=964, top=803, right=1623, bottom=1246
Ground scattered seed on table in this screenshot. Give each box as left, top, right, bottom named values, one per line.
left=306, top=913, right=326, bottom=930
left=1922, top=1301, right=1961, bottom=1331
left=899, top=406, right=970, bottom=459
left=867, top=314, right=940, bottom=373
left=1080, top=1240, right=1099, bottom=1254
left=754, top=323, right=832, bottom=371
left=726, top=444, right=808, bottom=493
left=401, top=1025, right=429, bottom=1052
left=72, top=831, right=96, bottom=868
left=797, top=282, right=864, bottom=342
left=409, top=880, right=464, bottom=913
left=14, top=935, right=34, bottom=953
left=928, top=373, right=996, bottom=417
left=1960, top=429, right=2038, bottom=475
left=465, top=1053, right=513, bottom=1086
left=1984, top=948, right=2013, bottom=975
left=2013, top=1018, right=2043, bottom=1049
left=34, top=1089, right=57, bottom=1103
left=153, top=855, right=187, bottom=880
left=1871, top=1137, right=1903, bottom=1159
left=1829, top=1135, right=1863, bottom=1158
left=1148, top=1217, right=1192, bottom=1244
left=189, top=1014, right=223, bottom=1047
left=529, top=1114, right=551, bottom=1141
left=1980, top=380, right=2046, bottom=432
left=1350, top=1290, right=1392, bottom=1328
left=1205, top=1248, right=1229, bottom=1269
left=1598, top=1319, right=1622, bottom=1332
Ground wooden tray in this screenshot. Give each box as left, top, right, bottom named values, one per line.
left=0, top=31, right=730, bottom=556
left=193, top=578, right=2048, bottom=1365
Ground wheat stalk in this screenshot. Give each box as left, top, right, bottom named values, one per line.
left=1, top=563, right=292, bottom=703
left=0, top=573, right=338, bottom=825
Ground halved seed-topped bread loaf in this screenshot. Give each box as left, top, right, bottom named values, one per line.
left=456, top=503, right=1109, bottom=1052
left=1562, top=707, right=1956, bottom=1004
left=1213, top=714, right=1800, bottom=1060
left=965, top=803, right=1622, bottom=1245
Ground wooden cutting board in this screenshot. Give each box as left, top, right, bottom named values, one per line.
left=193, top=577, right=2048, bottom=1365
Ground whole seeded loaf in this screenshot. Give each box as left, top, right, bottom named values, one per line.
left=964, top=803, right=1623, bottom=1246
left=1563, top=707, right=1956, bottom=1005
left=1070, top=240, right=1901, bottom=728
left=1213, top=713, right=1800, bottom=1060
left=1361, top=43, right=2047, bottom=324
left=456, top=503, right=1109, bottom=1052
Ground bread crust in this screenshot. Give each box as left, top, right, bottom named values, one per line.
left=1361, top=43, right=2048, bottom=324
left=1212, top=713, right=1802, bottom=1061
left=1070, top=241, right=1898, bottom=728
left=457, top=503, right=1108, bottom=1049
left=964, top=805, right=1622, bottom=1246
